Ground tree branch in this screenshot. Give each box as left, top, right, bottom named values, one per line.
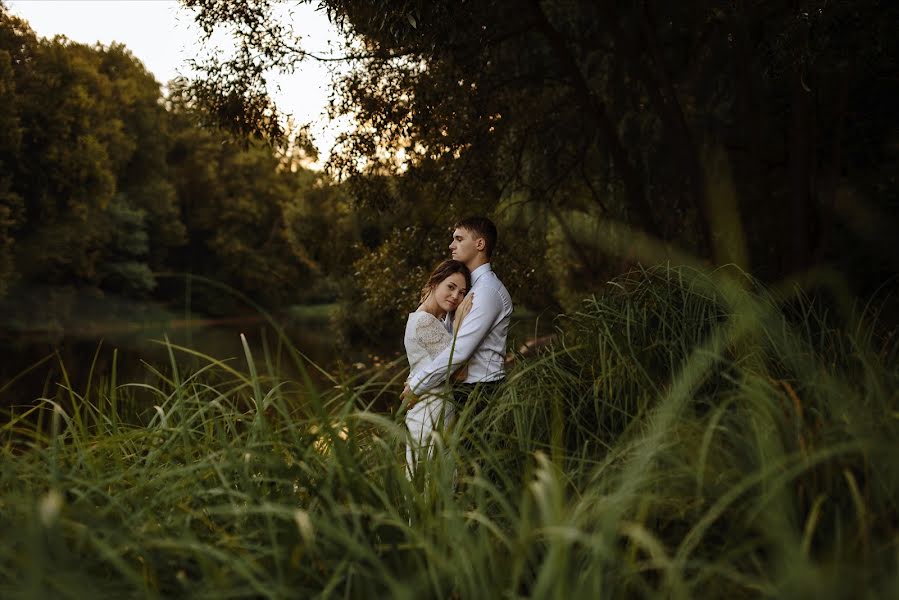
left=526, top=0, right=662, bottom=240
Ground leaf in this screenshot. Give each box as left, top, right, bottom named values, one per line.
left=407, top=14, right=417, bottom=28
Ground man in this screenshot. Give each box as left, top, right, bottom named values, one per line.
left=402, top=216, right=513, bottom=412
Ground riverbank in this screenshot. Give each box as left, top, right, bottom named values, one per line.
left=1, top=266, right=896, bottom=598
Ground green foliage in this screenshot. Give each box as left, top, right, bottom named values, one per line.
left=164, top=87, right=349, bottom=313
left=0, top=8, right=353, bottom=360
left=99, top=195, right=156, bottom=295
left=0, top=10, right=181, bottom=305
left=339, top=223, right=442, bottom=347
left=1, top=266, right=896, bottom=597
left=186, top=0, right=899, bottom=298
left=0, top=12, right=26, bottom=301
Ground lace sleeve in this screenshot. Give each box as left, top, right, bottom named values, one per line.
left=415, top=314, right=452, bottom=360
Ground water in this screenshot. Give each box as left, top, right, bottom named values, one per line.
left=0, top=302, right=336, bottom=405
left=0, top=299, right=552, bottom=408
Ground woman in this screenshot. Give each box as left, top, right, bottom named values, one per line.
left=404, top=259, right=474, bottom=475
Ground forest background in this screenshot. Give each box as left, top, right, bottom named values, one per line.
left=1, top=0, right=897, bottom=389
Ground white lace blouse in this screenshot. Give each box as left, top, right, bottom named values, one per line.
left=404, top=311, right=453, bottom=379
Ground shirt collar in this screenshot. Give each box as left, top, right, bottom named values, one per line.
left=470, top=263, right=492, bottom=286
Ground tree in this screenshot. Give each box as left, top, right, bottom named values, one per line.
left=96, top=43, right=187, bottom=269
left=182, top=0, right=899, bottom=300
left=0, top=17, right=25, bottom=300
left=165, top=84, right=344, bottom=312
left=2, top=5, right=370, bottom=380
left=0, top=10, right=185, bottom=329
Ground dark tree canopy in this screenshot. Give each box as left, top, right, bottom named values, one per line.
left=182, top=0, right=898, bottom=305
left=2, top=0, right=896, bottom=369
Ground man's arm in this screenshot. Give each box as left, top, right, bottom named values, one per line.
left=407, top=289, right=502, bottom=393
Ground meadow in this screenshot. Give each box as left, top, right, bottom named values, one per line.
left=1, top=265, right=896, bottom=599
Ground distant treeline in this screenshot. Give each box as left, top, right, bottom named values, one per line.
left=3, top=2, right=898, bottom=361
left=0, top=10, right=371, bottom=345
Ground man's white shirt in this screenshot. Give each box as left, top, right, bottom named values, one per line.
left=408, top=263, right=513, bottom=393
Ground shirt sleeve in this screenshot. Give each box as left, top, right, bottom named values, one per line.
left=415, top=315, right=451, bottom=360
left=408, top=287, right=503, bottom=393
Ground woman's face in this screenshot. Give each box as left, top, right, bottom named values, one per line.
left=433, top=272, right=468, bottom=313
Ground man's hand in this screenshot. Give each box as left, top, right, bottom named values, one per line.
left=400, top=383, right=420, bottom=411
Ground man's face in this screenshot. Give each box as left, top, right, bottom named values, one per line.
left=449, top=228, right=480, bottom=265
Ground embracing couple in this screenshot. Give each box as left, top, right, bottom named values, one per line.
left=400, top=216, right=513, bottom=474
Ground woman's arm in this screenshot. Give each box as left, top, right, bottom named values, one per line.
left=408, top=289, right=502, bottom=393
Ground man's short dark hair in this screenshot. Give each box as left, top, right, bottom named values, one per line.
left=455, top=216, right=498, bottom=258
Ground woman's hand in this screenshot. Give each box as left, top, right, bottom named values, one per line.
left=453, top=292, right=474, bottom=333
left=400, top=383, right=419, bottom=411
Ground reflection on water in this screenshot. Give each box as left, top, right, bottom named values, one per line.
left=0, top=294, right=340, bottom=405
left=0, top=291, right=553, bottom=407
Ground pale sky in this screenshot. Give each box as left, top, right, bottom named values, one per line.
left=7, top=0, right=349, bottom=166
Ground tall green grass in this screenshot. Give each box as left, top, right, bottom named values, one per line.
left=1, top=265, right=896, bottom=598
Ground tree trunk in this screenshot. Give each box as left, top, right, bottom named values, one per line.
left=527, top=0, right=664, bottom=242
left=731, top=9, right=768, bottom=275
left=814, top=68, right=849, bottom=264
left=787, top=40, right=813, bottom=274
left=634, top=1, right=713, bottom=258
